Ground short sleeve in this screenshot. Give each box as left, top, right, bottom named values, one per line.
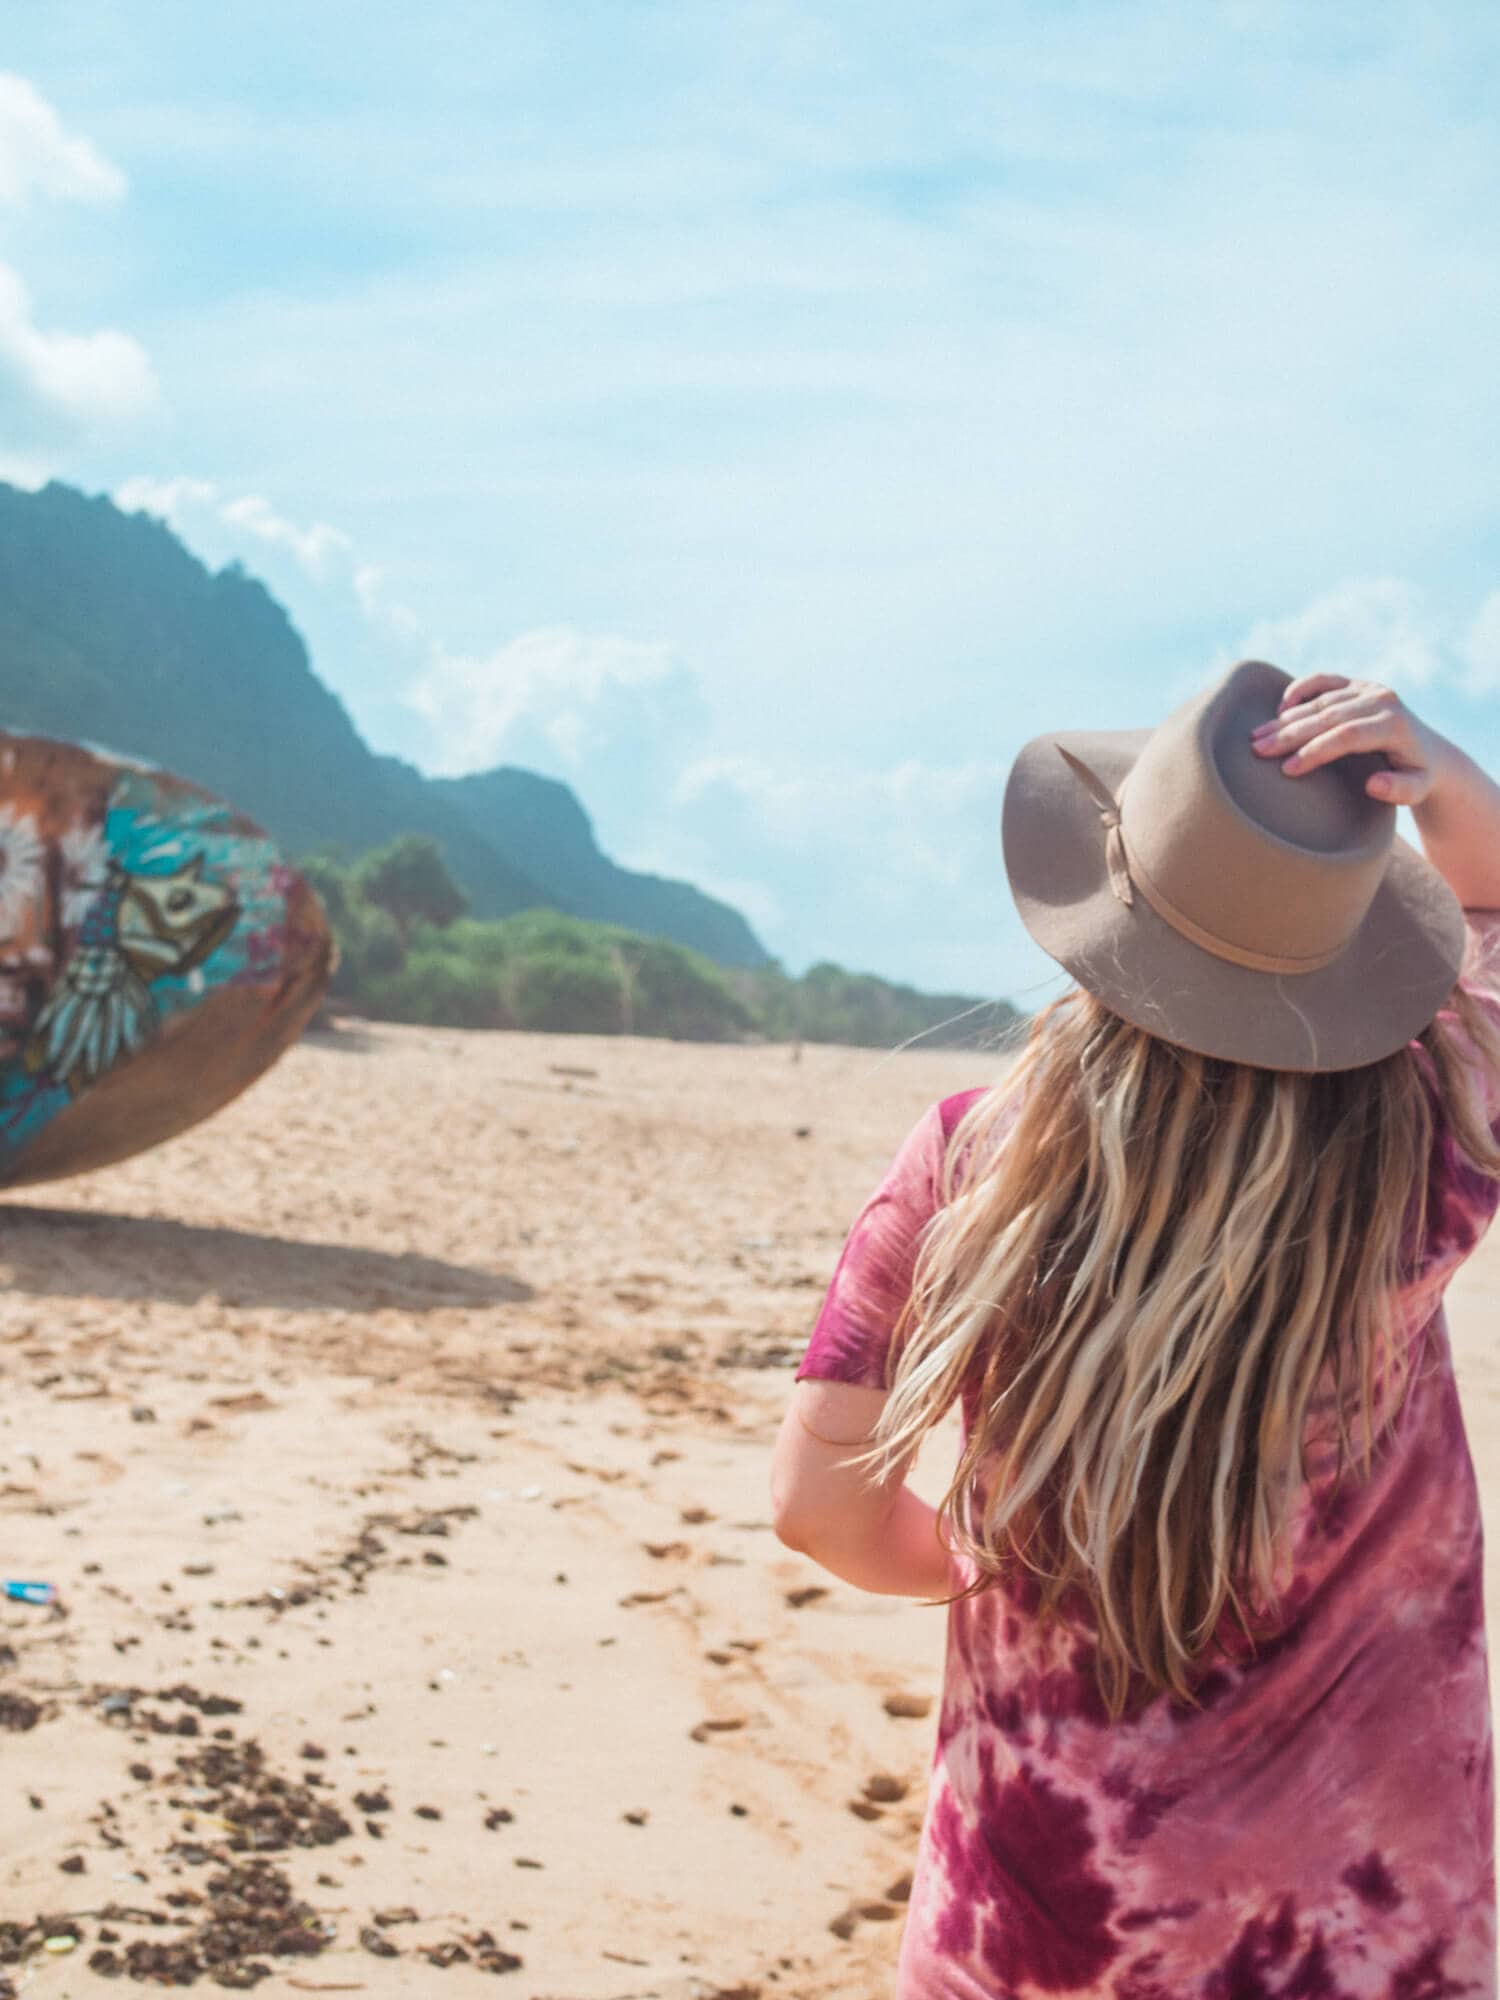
left=1424, top=911, right=1500, bottom=1259
left=1447, top=911, right=1500, bottom=1130
left=794, top=1101, right=950, bottom=1391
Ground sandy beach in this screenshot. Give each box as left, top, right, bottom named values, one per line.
left=1, top=1023, right=1497, bottom=1998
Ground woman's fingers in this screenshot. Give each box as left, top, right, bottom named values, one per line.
left=1273, top=716, right=1432, bottom=805
left=1276, top=671, right=1351, bottom=711
left=1278, top=714, right=1402, bottom=774
left=1251, top=688, right=1379, bottom=757
left=1367, top=766, right=1429, bottom=806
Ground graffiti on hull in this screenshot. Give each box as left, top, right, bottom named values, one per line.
left=25, top=856, right=239, bottom=1093
left=0, top=740, right=327, bottom=1172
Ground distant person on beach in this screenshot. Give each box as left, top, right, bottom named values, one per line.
left=771, top=660, right=1500, bottom=1997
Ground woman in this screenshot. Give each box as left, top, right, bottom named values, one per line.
left=771, top=660, right=1500, bottom=1998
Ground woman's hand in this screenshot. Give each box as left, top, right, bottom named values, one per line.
left=1249, top=672, right=1450, bottom=807
left=1250, top=670, right=1500, bottom=908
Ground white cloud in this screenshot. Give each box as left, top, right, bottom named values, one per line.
left=0, top=449, right=50, bottom=489
left=219, top=492, right=353, bottom=577
left=116, top=474, right=363, bottom=586
left=0, top=262, right=156, bottom=425
left=116, top=473, right=454, bottom=684
left=0, top=77, right=149, bottom=444
left=352, top=562, right=424, bottom=645
left=1223, top=575, right=1500, bottom=705
left=677, top=753, right=1007, bottom=892
left=0, top=72, right=126, bottom=209
left=407, top=626, right=695, bottom=776
left=113, top=473, right=217, bottom=517
left=1228, top=578, right=1443, bottom=692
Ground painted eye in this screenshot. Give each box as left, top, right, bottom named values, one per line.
left=165, top=889, right=195, bottom=915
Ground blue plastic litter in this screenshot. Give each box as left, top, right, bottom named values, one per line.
left=3, top=1580, right=56, bottom=1604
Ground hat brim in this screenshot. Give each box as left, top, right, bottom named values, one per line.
left=1002, top=728, right=1467, bottom=1071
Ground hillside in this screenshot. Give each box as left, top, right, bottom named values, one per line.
left=0, top=481, right=770, bottom=968
left=429, top=767, right=764, bottom=972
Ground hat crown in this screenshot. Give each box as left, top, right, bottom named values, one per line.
left=1118, top=660, right=1394, bottom=967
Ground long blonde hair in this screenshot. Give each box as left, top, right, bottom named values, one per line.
left=855, top=980, right=1500, bottom=1716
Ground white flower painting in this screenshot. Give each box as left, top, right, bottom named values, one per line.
left=0, top=808, right=44, bottom=944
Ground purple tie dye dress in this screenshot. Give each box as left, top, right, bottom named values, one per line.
left=795, top=915, right=1500, bottom=2000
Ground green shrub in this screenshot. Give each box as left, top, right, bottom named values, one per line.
left=299, top=853, right=406, bottom=999
left=617, top=934, right=754, bottom=1041
left=502, top=949, right=626, bottom=1033
left=493, top=910, right=608, bottom=960
left=357, top=907, right=406, bottom=979
left=418, top=917, right=514, bottom=972
left=362, top=951, right=503, bottom=1029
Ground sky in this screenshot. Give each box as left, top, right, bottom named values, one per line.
left=3, top=3, right=1500, bottom=1004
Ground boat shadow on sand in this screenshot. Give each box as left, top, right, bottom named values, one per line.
left=0, top=1206, right=535, bottom=1314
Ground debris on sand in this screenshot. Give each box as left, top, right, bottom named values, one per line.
left=0, top=1861, right=332, bottom=1987
left=99, top=1859, right=330, bottom=1981
left=420, top=1928, right=523, bottom=1972
left=231, top=1503, right=481, bottom=1614
left=783, top=1585, right=829, bottom=1608
left=168, top=1735, right=354, bottom=1854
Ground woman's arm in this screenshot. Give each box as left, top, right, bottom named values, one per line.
left=1410, top=744, right=1500, bottom=913
left=1250, top=672, right=1500, bottom=911
left=769, top=1378, right=959, bottom=1602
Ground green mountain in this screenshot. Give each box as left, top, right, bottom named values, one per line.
left=0, top=480, right=770, bottom=967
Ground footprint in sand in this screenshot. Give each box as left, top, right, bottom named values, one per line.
left=882, top=1691, right=932, bottom=1719
left=689, top=1716, right=747, bottom=1743
left=862, top=1772, right=908, bottom=1803
left=829, top=1900, right=902, bottom=1940
left=849, top=1770, right=909, bottom=1819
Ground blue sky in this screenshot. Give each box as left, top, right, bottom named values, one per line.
left=3, top=4, right=1500, bottom=1002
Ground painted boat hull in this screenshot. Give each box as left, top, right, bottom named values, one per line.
left=0, top=733, right=333, bottom=1187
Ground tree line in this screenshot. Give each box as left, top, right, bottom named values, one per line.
left=299, top=834, right=1021, bottom=1051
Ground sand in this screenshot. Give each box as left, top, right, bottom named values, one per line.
left=0, top=1025, right=996, bottom=1997
left=1, top=1022, right=1497, bottom=1998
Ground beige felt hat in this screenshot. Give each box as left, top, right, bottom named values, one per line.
left=1001, top=657, right=1466, bottom=1071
